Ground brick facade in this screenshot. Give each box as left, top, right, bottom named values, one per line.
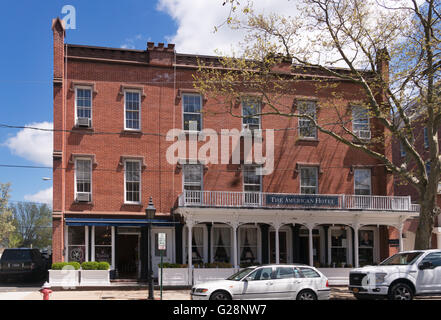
left=52, top=18, right=412, bottom=268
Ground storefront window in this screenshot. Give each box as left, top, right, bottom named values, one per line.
left=240, top=227, right=258, bottom=265
left=94, top=226, right=112, bottom=264
left=213, top=227, right=231, bottom=263
left=185, top=226, right=204, bottom=264
left=68, top=226, right=86, bottom=263
left=359, top=230, right=374, bottom=266
left=331, top=228, right=348, bottom=266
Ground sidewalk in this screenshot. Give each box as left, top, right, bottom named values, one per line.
left=0, top=289, right=192, bottom=300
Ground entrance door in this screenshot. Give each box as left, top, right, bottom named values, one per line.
left=151, top=228, right=174, bottom=277
left=116, top=234, right=139, bottom=279
left=269, top=231, right=287, bottom=263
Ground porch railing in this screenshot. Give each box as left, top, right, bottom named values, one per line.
left=178, top=190, right=420, bottom=212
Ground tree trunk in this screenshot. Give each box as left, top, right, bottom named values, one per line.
left=414, top=193, right=437, bottom=250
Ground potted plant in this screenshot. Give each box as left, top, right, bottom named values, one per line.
left=49, top=262, right=81, bottom=287
left=80, top=261, right=111, bottom=286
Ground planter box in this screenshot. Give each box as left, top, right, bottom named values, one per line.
left=80, top=270, right=110, bottom=286
left=318, top=268, right=352, bottom=285
left=193, top=268, right=239, bottom=285
left=158, top=268, right=191, bottom=286
left=48, top=269, right=80, bottom=287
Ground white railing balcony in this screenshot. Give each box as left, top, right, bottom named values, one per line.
left=178, top=190, right=420, bottom=212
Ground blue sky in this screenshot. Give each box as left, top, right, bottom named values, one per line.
left=0, top=0, right=306, bottom=205
left=0, top=1, right=178, bottom=204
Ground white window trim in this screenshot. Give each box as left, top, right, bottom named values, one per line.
left=74, top=157, right=93, bottom=202
left=124, top=89, right=142, bottom=131
left=124, top=159, right=142, bottom=204
left=238, top=225, right=262, bottom=264
left=183, top=224, right=208, bottom=264
left=75, top=86, right=93, bottom=126
left=211, top=224, right=233, bottom=264
left=243, top=165, right=262, bottom=192
left=91, top=226, right=114, bottom=269
left=327, top=226, right=352, bottom=266
left=352, top=106, right=370, bottom=139
left=299, top=166, right=319, bottom=194
left=182, top=93, right=203, bottom=133
left=241, top=98, right=262, bottom=130
left=298, top=101, right=317, bottom=139
left=354, top=168, right=372, bottom=195
left=65, top=225, right=88, bottom=263
left=182, top=163, right=204, bottom=192
left=357, top=226, right=380, bottom=265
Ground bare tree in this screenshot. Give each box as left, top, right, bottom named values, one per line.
left=194, top=0, right=441, bottom=249
left=0, top=183, right=16, bottom=247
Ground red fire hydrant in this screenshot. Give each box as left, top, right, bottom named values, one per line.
left=39, top=283, right=52, bottom=300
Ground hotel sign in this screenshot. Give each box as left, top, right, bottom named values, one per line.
left=266, top=194, right=339, bottom=207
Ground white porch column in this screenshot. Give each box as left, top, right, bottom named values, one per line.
left=64, top=225, right=68, bottom=262
left=85, top=226, right=89, bottom=262
left=275, top=225, right=280, bottom=264
left=307, top=224, right=314, bottom=266
left=91, top=226, right=95, bottom=261
left=353, top=224, right=360, bottom=268
left=187, top=220, right=194, bottom=268
left=232, top=223, right=239, bottom=268
left=398, top=224, right=404, bottom=252
left=435, top=228, right=441, bottom=249
left=111, top=226, right=115, bottom=270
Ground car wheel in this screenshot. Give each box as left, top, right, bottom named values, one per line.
left=296, top=290, right=317, bottom=300
left=210, top=291, right=231, bottom=300
left=388, top=283, right=414, bottom=301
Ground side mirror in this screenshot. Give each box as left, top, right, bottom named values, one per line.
left=418, top=261, right=433, bottom=270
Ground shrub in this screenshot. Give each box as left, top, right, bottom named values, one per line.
left=52, top=262, right=80, bottom=270
left=68, top=262, right=81, bottom=270
left=97, top=262, right=110, bottom=270
left=52, top=262, right=68, bottom=270
left=81, top=261, right=99, bottom=270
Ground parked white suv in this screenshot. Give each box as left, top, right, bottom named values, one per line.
left=349, top=249, right=441, bottom=300
left=191, top=264, right=330, bottom=300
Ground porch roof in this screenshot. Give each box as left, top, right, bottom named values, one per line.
left=65, top=218, right=178, bottom=227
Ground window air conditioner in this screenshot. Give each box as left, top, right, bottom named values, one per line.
left=76, top=192, right=91, bottom=202
left=77, top=117, right=91, bottom=128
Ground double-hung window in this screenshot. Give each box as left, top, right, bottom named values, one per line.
left=300, top=167, right=318, bottom=194
left=125, top=160, right=141, bottom=203
left=298, top=101, right=317, bottom=139
left=352, top=106, right=370, bottom=140
left=75, top=87, right=92, bottom=127
left=183, top=164, right=203, bottom=204
left=242, top=98, right=261, bottom=131
left=243, top=165, right=262, bottom=205
left=183, top=94, right=202, bottom=132
left=75, top=158, right=92, bottom=202
left=124, top=91, right=141, bottom=130
left=354, top=169, right=371, bottom=195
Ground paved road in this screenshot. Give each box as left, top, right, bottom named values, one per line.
left=0, top=285, right=438, bottom=300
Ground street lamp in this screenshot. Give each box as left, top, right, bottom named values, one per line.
left=145, top=197, right=156, bottom=300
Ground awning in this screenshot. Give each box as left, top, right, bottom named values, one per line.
left=65, top=218, right=178, bottom=227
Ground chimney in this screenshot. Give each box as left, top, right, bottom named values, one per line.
left=51, top=18, right=66, bottom=83
left=376, top=48, right=390, bottom=85
left=147, top=42, right=176, bottom=67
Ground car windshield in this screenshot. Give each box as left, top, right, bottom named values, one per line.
left=1, top=250, right=32, bottom=261
left=226, top=267, right=255, bottom=281
left=379, top=252, right=423, bottom=266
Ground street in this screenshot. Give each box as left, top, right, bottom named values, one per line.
left=0, top=285, right=439, bottom=300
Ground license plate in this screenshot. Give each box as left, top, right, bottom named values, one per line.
left=12, top=264, right=20, bottom=268
left=352, top=288, right=359, bottom=293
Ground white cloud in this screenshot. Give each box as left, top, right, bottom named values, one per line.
left=157, top=0, right=299, bottom=55
left=4, top=121, right=53, bottom=166
left=24, top=187, right=52, bottom=206
left=121, top=34, right=151, bottom=49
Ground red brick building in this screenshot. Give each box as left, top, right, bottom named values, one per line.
left=392, top=105, right=441, bottom=250
left=52, top=18, right=419, bottom=280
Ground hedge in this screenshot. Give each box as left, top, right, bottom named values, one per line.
left=51, top=262, right=81, bottom=270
